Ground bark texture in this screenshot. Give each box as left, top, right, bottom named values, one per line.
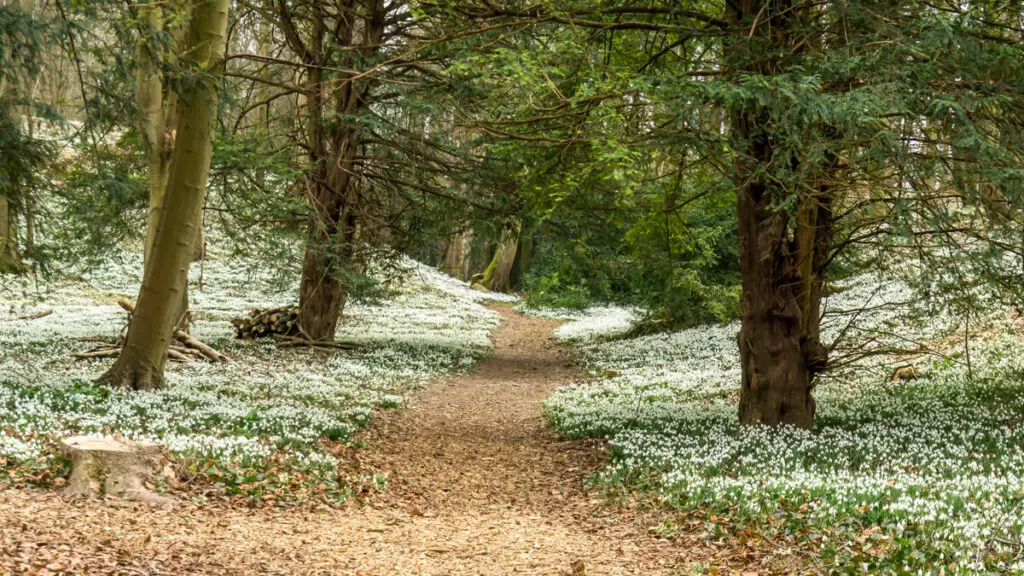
left=0, top=196, right=19, bottom=273
left=728, top=0, right=834, bottom=428
left=100, top=0, right=229, bottom=390
left=483, top=227, right=519, bottom=293
left=287, top=0, right=386, bottom=341
left=442, top=227, right=474, bottom=281
left=0, top=0, right=36, bottom=274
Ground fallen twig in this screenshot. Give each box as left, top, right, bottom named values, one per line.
left=174, top=329, right=231, bottom=362
left=274, top=335, right=359, bottom=351
left=71, top=300, right=230, bottom=363
left=72, top=349, right=120, bottom=359
left=17, top=309, right=53, bottom=320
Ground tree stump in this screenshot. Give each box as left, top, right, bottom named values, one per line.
left=62, top=436, right=173, bottom=504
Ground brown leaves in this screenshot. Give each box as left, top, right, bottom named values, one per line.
left=0, top=309, right=731, bottom=575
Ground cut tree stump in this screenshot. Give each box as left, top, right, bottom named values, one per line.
left=62, top=436, right=173, bottom=504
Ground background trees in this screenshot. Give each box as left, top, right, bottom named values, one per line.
left=4, top=0, right=1024, bottom=423
left=0, top=0, right=50, bottom=273
left=420, top=0, right=1024, bottom=427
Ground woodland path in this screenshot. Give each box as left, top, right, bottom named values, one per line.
left=0, top=307, right=688, bottom=575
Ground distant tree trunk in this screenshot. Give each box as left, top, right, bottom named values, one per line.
left=100, top=0, right=229, bottom=390
left=729, top=0, right=833, bottom=428
left=442, top=226, right=474, bottom=280
left=290, top=0, right=386, bottom=341
left=0, top=196, right=19, bottom=273
left=483, top=225, right=518, bottom=293
left=23, top=63, right=37, bottom=258
left=0, top=0, right=36, bottom=273
left=509, top=231, right=533, bottom=289
left=23, top=194, right=33, bottom=255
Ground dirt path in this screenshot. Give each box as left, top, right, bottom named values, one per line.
left=0, top=308, right=686, bottom=575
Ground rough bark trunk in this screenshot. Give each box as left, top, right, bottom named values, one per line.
left=298, top=244, right=348, bottom=341
left=442, top=226, right=474, bottom=280
left=728, top=0, right=833, bottom=428
left=295, top=13, right=346, bottom=342
left=0, top=0, right=36, bottom=274
left=734, top=177, right=832, bottom=428
left=100, top=0, right=229, bottom=390
left=294, top=0, right=386, bottom=341
left=0, top=196, right=19, bottom=273
left=484, top=227, right=519, bottom=293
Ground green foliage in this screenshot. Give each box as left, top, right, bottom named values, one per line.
left=0, top=5, right=58, bottom=274
left=0, top=5, right=46, bottom=86
left=47, top=138, right=148, bottom=268
left=438, top=12, right=742, bottom=323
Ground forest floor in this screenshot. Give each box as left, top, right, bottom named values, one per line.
left=0, top=307, right=720, bottom=576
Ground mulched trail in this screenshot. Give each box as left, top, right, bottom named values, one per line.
left=0, top=307, right=696, bottom=575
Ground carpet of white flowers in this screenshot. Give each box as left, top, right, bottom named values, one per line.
left=543, top=277, right=1024, bottom=574
left=0, top=252, right=514, bottom=502
left=516, top=303, right=642, bottom=343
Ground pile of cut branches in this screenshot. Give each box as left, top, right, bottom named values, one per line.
left=73, top=298, right=230, bottom=363
left=231, top=306, right=301, bottom=339
left=230, top=306, right=360, bottom=352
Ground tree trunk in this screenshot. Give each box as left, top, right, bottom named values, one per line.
left=487, top=241, right=517, bottom=293
left=298, top=244, right=348, bottom=341
left=728, top=0, right=832, bottom=428
left=734, top=176, right=832, bottom=428
left=136, top=0, right=183, bottom=264
left=100, top=0, right=229, bottom=390
left=483, top=226, right=518, bottom=293
left=295, top=13, right=345, bottom=342
left=0, top=196, right=19, bottom=273
left=135, top=0, right=196, bottom=263
left=442, top=226, right=474, bottom=280
left=24, top=66, right=35, bottom=258
left=509, top=231, right=533, bottom=289
left=0, top=0, right=36, bottom=274
left=136, top=0, right=198, bottom=331
left=293, top=0, right=386, bottom=341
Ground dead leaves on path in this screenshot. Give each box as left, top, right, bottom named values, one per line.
left=2, top=309, right=788, bottom=575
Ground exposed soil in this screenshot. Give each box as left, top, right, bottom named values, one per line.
left=0, top=307, right=692, bottom=575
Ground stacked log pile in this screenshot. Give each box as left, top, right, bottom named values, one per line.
left=230, top=306, right=359, bottom=352
left=73, top=298, right=230, bottom=363
left=230, top=306, right=301, bottom=339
